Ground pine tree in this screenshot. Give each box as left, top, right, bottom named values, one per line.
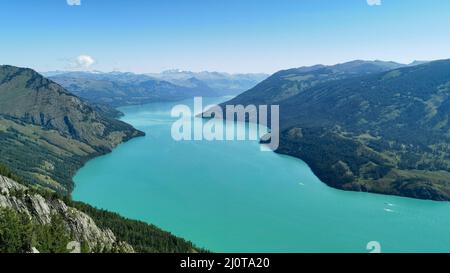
left=0, top=208, right=33, bottom=253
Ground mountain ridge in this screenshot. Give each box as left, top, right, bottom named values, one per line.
left=222, top=60, right=406, bottom=107
left=47, top=70, right=268, bottom=107
left=49, top=71, right=219, bottom=107
left=147, top=70, right=268, bottom=96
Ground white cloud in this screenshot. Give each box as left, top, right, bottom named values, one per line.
left=67, top=0, right=81, bottom=6
left=74, top=55, right=95, bottom=69
left=367, top=0, right=382, bottom=6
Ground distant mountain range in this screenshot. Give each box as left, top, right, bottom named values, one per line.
left=211, top=59, right=450, bottom=201
left=46, top=70, right=268, bottom=107
left=147, top=69, right=269, bottom=96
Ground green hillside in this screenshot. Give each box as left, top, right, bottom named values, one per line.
left=221, top=60, right=450, bottom=201
left=224, top=60, right=404, bottom=106
left=0, top=65, right=144, bottom=192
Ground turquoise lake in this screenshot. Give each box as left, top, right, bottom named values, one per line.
left=73, top=97, right=450, bottom=253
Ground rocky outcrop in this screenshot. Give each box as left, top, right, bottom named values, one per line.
left=0, top=175, right=134, bottom=253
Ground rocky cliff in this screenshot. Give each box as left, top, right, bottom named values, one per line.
left=0, top=174, right=134, bottom=253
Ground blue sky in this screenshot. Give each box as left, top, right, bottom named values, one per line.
left=0, top=0, right=449, bottom=73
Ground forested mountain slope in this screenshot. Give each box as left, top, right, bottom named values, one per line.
left=0, top=65, right=144, bottom=192
left=219, top=60, right=450, bottom=201
left=223, top=60, right=404, bottom=106
left=277, top=60, right=450, bottom=200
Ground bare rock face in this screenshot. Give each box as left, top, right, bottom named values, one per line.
left=0, top=175, right=134, bottom=253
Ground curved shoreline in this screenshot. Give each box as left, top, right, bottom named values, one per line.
left=73, top=98, right=450, bottom=253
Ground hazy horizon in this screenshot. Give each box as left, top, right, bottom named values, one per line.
left=1, top=0, right=450, bottom=74
left=31, top=58, right=438, bottom=76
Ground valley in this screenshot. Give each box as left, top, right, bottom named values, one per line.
left=1, top=0, right=450, bottom=258
left=1, top=60, right=450, bottom=253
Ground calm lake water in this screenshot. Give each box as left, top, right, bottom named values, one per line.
left=73, top=97, right=450, bottom=253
